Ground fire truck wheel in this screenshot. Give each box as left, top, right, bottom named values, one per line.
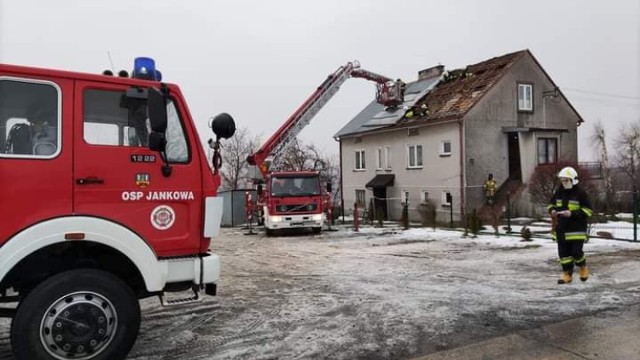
left=11, top=269, right=140, bottom=360
left=312, top=227, right=322, bottom=234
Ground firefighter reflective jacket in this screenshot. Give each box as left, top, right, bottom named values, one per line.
left=547, top=185, right=593, bottom=241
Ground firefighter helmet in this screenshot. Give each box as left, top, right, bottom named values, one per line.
left=558, top=166, right=579, bottom=185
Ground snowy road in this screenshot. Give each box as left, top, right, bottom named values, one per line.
left=2, top=226, right=640, bottom=359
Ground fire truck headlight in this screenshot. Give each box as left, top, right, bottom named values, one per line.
left=306, top=204, right=314, bottom=211
left=277, top=205, right=287, bottom=212
left=311, top=214, right=323, bottom=221
left=271, top=216, right=282, bottom=223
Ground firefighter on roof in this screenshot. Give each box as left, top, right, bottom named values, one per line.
left=548, top=166, right=594, bottom=284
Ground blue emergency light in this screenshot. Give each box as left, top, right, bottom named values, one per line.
left=132, top=57, right=162, bottom=81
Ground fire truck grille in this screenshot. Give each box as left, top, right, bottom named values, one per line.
left=276, top=204, right=317, bottom=213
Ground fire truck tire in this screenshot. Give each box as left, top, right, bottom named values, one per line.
left=312, top=227, right=322, bottom=234
left=265, top=228, right=274, bottom=236
left=11, top=269, right=141, bottom=360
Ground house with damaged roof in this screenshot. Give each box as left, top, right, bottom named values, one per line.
left=334, top=50, right=584, bottom=222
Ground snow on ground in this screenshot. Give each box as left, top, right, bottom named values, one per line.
left=126, top=224, right=640, bottom=360
left=1, top=223, right=639, bottom=360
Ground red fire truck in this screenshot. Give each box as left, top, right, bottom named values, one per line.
left=0, top=58, right=236, bottom=359
left=246, top=61, right=404, bottom=235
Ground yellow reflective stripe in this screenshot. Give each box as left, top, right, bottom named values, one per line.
left=559, top=257, right=574, bottom=265
left=547, top=204, right=554, bottom=210
left=568, top=200, right=579, bottom=205
left=568, top=203, right=580, bottom=211
left=551, top=231, right=557, bottom=240
left=575, top=255, right=586, bottom=263
left=582, top=207, right=593, bottom=217
left=555, top=200, right=563, bottom=206
left=565, top=232, right=587, bottom=240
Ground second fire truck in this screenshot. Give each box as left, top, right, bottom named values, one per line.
left=246, top=61, right=405, bottom=235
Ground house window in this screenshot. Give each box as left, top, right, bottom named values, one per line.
left=385, top=146, right=391, bottom=170
left=518, top=83, right=533, bottom=111
left=355, top=150, right=366, bottom=170
left=421, top=191, right=429, bottom=203
left=537, top=138, right=557, bottom=164
left=407, top=144, right=423, bottom=168
left=376, top=147, right=383, bottom=170
left=1, top=79, right=60, bottom=158
left=440, top=140, right=452, bottom=156
left=355, top=189, right=366, bottom=208
left=442, top=191, right=452, bottom=207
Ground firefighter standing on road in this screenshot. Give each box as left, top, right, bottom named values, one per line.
left=548, top=166, right=593, bottom=284
left=483, top=173, right=497, bottom=205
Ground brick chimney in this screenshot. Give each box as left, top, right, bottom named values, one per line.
left=418, top=65, right=445, bottom=80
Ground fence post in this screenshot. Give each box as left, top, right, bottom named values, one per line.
left=634, top=191, right=638, bottom=242
left=354, top=202, right=359, bottom=232
left=506, top=191, right=512, bottom=234
left=402, top=202, right=409, bottom=230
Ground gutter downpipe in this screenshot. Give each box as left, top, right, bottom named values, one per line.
left=459, top=119, right=465, bottom=222
left=337, top=137, right=345, bottom=223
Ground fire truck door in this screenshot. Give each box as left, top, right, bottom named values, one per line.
left=73, top=82, right=203, bottom=257
left=0, top=76, right=73, bottom=244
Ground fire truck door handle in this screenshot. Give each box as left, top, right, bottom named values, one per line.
left=76, top=177, right=104, bottom=185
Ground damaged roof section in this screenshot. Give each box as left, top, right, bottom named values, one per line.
left=335, top=50, right=529, bottom=138
left=396, top=50, right=527, bottom=127
left=333, top=75, right=440, bottom=138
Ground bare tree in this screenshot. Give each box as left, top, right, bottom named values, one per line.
left=218, top=126, right=260, bottom=190
left=615, top=121, right=640, bottom=196
left=528, top=161, right=594, bottom=205
left=591, top=121, right=614, bottom=212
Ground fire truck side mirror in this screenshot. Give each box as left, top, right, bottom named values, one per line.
left=326, top=182, right=332, bottom=193
left=211, top=113, right=236, bottom=140
left=148, top=87, right=167, bottom=133
left=257, top=184, right=263, bottom=196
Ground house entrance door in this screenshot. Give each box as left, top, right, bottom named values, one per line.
left=372, top=187, right=388, bottom=220
left=508, top=132, right=522, bottom=180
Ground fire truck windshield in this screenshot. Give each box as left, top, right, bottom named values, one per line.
left=271, top=176, right=320, bottom=197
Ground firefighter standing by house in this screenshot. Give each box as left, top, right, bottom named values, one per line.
left=483, top=173, right=497, bottom=205
left=548, top=166, right=593, bottom=284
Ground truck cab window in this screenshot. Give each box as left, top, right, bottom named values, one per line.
left=0, top=79, right=60, bottom=158
left=83, top=89, right=189, bottom=162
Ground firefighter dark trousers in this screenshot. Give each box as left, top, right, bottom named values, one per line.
left=556, top=232, right=586, bottom=273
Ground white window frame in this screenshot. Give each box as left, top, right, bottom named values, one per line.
left=384, top=146, right=391, bottom=170
left=407, top=144, right=423, bottom=168
left=537, top=137, right=557, bottom=165
left=440, top=140, right=452, bottom=156
left=376, top=147, right=383, bottom=170
left=421, top=190, right=429, bottom=203
left=518, top=83, right=533, bottom=111
left=355, top=150, right=366, bottom=171
left=402, top=190, right=410, bottom=205
left=441, top=191, right=452, bottom=207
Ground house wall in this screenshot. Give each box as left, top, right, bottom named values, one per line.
left=341, top=121, right=461, bottom=222
left=464, top=53, right=581, bottom=212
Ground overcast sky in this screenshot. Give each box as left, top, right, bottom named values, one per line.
left=1, top=0, right=638, bottom=162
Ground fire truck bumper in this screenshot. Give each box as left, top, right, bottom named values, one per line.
left=162, top=252, right=220, bottom=286
left=266, top=213, right=324, bottom=229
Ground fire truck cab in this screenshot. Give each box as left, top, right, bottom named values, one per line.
left=0, top=59, right=235, bottom=360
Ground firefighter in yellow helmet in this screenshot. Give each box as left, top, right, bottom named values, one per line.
left=548, top=166, right=594, bottom=284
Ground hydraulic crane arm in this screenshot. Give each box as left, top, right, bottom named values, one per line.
left=246, top=61, right=404, bottom=176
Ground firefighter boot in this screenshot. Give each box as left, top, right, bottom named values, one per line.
left=579, top=265, right=589, bottom=282
left=557, top=272, right=572, bottom=284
